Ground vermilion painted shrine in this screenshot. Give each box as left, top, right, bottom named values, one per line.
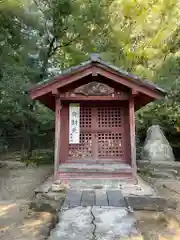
left=29, top=54, right=165, bottom=182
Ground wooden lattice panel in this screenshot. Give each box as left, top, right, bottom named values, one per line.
left=69, top=133, right=92, bottom=158
left=97, top=107, right=121, bottom=128
left=98, top=133, right=123, bottom=157
left=80, top=107, right=92, bottom=128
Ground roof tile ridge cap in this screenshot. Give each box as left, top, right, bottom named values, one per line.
left=90, top=53, right=101, bottom=62
left=95, top=57, right=133, bottom=77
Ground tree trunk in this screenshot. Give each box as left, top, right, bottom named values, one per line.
left=20, top=118, right=26, bottom=162
left=22, top=38, right=56, bottom=161
left=39, top=37, right=56, bottom=80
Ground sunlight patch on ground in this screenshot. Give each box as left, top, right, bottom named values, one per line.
left=0, top=226, right=10, bottom=234
left=121, top=236, right=144, bottom=240
left=0, top=204, right=17, bottom=217
left=17, top=211, right=54, bottom=238
left=135, top=210, right=180, bottom=240
left=21, top=212, right=52, bottom=228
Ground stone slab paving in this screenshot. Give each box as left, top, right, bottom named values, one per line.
left=107, top=190, right=127, bottom=207
left=63, top=189, right=127, bottom=208
left=120, top=176, right=157, bottom=197
left=63, top=190, right=82, bottom=208
left=81, top=190, right=95, bottom=207
left=48, top=207, right=93, bottom=240
left=48, top=187, right=176, bottom=239
left=48, top=206, right=142, bottom=240
left=62, top=188, right=176, bottom=210
left=95, top=190, right=109, bottom=206
left=125, top=195, right=177, bottom=211
left=92, top=206, right=140, bottom=240
left=51, top=190, right=142, bottom=239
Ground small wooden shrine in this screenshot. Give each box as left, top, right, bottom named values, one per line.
left=29, top=54, right=165, bottom=182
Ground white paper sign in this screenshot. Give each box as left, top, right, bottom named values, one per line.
left=69, top=103, right=80, bottom=144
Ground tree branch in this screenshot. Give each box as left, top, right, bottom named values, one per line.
left=33, top=0, right=44, bottom=13
left=47, top=36, right=56, bottom=58
left=49, top=34, right=80, bottom=57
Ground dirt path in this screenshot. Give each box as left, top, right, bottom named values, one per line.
left=0, top=165, right=54, bottom=240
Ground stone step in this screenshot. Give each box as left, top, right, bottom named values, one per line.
left=62, top=179, right=134, bottom=189
left=58, top=172, right=133, bottom=180
left=58, top=163, right=134, bottom=183
left=137, top=160, right=180, bottom=170
left=153, top=168, right=178, bottom=176
left=125, top=196, right=177, bottom=211
left=59, top=163, right=132, bottom=173
left=150, top=172, right=175, bottom=179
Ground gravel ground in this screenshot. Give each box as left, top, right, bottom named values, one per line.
left=141, top=175, right=180, bottom=222
left=0, top=165, right=54, bottom=240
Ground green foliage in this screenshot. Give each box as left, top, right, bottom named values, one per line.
left=25, top=149, right=54, bottom=166
left=138, top=168, right=152, bottom=178
left=136, top=53, right=180, bottom=150
left=1, top=0, right=180, bottom=159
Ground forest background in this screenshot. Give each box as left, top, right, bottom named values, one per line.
left=1, top=0, right=180, bottom=162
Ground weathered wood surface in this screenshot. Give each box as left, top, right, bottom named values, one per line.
left=129, top=96, right=137, bottom=181
left=54, top=98, right=61, bottom=179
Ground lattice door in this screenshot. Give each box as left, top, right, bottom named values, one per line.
left=97, top=107, right=124, bottom=159
left=68, top=105, right=125, bottom=161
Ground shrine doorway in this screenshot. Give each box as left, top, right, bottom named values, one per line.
left=65, top=103, right=129, bottom=163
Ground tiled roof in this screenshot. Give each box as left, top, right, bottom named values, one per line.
left=32, top=53, right=166, bottom=95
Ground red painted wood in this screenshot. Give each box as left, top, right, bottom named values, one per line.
left=60, top=104, right=69, bottom=164
left=57, top=172, right=133, bottom=179
left=52, top=88, right=59, bottom=95
left=54, top=98, right=61, bottom=179
left=132, top=89, right=138, bottom=96
left=91, top=107, right=97, bottom=160
left=67, top=104, right=128, bottom=163
left=129, top=96, right=137, bottom=180
left=95, top=66, right=163, bottom=100
left=30, top=63, right=163, bottom=102
left=123, top=106, right=131, bottom=164
left=59, top=95, right=129, bottom=101
left=66, top=160, right=127, bottom=164
left=30, top=67, right=93, bottom=99
left=29, top=60, right=164, bottom=182
left=59, top=75, right=131, bottom=95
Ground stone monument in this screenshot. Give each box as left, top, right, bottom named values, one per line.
left=141, top=125, right=175, bottom=162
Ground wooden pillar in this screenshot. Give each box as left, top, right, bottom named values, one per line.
left=129, top=95, right=137, bottom=181
left=54, top=97, right=61, bottom=179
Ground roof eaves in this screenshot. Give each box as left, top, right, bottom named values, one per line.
left=29, top=60, right=92, bottom=92
left=29, top=53, right=166, bottom=97
left=91, top=57, right=166, bottom=95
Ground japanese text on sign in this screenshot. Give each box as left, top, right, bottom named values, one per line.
left=69, top=103, right=80, bottom=144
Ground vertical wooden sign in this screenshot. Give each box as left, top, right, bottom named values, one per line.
left=69, top=103, right=80, bottom=144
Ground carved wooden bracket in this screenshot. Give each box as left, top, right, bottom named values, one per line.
left=59, top=82, right=129, bottom=100
left=52, top=89, right=59, bottom=96
left=74, top=82, right=114, bottom=96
